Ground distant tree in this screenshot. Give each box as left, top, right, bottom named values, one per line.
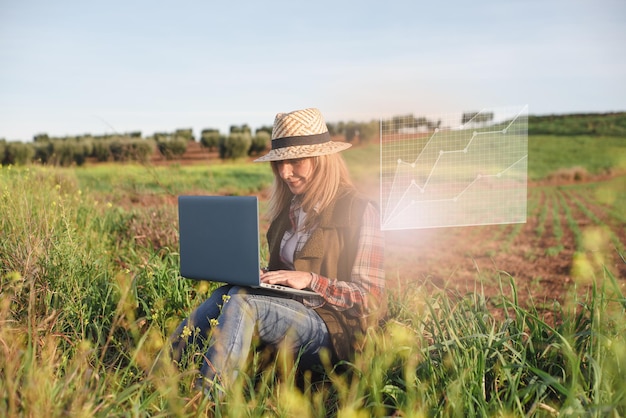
left=345, top=122, right=359, bottom=143
left=336, top=121, right=346, bottom=136
left=128, top=138, right=155, bottom=162
left=255, top=125, right=273, bottom=136
left=33, top=133, right=50, bottom=143
left=79, top=138, right=94, bottom=160
left=157, top=137, right=187, bottom=160
left=3, top=141, right=35, bottom=166
left=200, top=129, right=221, bottom=151
left=415, top=116, right=428, bottom=127
left=380, top=119, right=393, bottom=134
left=109, top=140, right=127, bottom=162
left=326, top=122, right=338, bottom=136
left=461, top=112, right=477, bottom=125
left=230, top=124, right=251, bottom=134
left=357, top=120, right=380, bottom=143
left=51, top=140, right=77, bottom=166
left=220, top=132, right=251, bottom=159
left=92, top=140, right=111, bottom=162
left=33, top=141, right=53, bottom=164
left=395, top=115, right=412, bottom=131
left=73, top=141, right=89, bottom=166
left=218, top=136, right=227, bottom=159
left=104, top=136, right=142, bottom=163
left=94, top=134, right=113, bottom=141
left=153, top=132, right=171, bottom=142
left=342, top=120, right=379, bottom=144
left=380, top=114, right=441, bottom=134
left=249, top=131, right=269, bottom=155
left=175, top=128, right=194, bottom=142
left=462, top=111, right=494, bottom=125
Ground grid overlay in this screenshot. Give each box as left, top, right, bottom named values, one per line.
left=380, top=106, right=528, bottom=230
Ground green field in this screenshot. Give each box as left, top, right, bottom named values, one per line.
left=528, top=135, right=626, bottom=180
left=1, top=114, right=625, bottom=416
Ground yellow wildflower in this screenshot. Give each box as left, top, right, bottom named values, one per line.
left=181, top=325, right=192, bottom=339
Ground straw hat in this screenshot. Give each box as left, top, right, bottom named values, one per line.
left=254, top=108, right=351, bottom=162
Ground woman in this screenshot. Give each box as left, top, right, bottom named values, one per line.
left=170, top=107, right=386, bottom=395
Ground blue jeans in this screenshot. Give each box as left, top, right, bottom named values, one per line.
left=170, top=285, right=332, bottom=388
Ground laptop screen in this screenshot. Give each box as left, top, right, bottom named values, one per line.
left=178, top=195, right=261, bottom=286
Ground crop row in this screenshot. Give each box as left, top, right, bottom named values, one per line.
left=451, top=177, right=625, bottom=290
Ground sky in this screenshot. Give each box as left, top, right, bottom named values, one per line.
left=1, top=0, right=625, bottom=142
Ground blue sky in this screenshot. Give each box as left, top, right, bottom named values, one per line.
left=1, top=0, right=625, bottom=141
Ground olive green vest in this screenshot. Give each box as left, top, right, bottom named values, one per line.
left=266, top=189, right=383, bottom=360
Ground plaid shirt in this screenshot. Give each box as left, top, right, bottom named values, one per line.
left=282, top=197, right=385, bottom=317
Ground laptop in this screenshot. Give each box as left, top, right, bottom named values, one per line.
left=178, top=195, right=318, bottom=297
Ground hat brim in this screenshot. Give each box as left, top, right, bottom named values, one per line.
left=253, top=141, right=352, bottom=162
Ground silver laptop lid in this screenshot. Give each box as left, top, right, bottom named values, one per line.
left=178, top=195, right=261, bottom=285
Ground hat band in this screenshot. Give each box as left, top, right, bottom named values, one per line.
left=271, top=132, right=331, bottom=150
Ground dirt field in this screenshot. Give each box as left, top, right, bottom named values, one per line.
left=155, top=141, right=626, bottom=316
left=385, top=181, right=626, bottom=318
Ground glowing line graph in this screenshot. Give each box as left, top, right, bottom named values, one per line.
left=380, top=106, right=528, bottom=230
left=384, top=155, right=528, bottom=225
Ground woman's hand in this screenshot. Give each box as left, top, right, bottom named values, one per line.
left=260, top=270, right=313, bottom=290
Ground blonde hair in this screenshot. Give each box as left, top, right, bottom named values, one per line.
left=267, top=153, right=355, bottom=230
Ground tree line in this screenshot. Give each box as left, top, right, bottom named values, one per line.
left=4, top=112, right=620, bottom=167
left=527, top=112, right=626, bottom=136
left=0, top=119, right=381, bottom=167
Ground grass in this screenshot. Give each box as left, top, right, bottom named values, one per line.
left=2, top=129, right=626, bottom=416
left=528, top=135, right=626, bottom=180
left=73, top=161, right=275, bottom=196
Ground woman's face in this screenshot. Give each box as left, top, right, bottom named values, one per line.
left=276, top=157, right=315, bottom=195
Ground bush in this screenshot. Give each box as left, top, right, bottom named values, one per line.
left=92, top=140, right=112, bottom=162
left=200, top=129, right=221, bottom=151
left=0, top=140, right=6, bottom=163
left=219, top=132, right=251, bottom=159
left=255, top=125, right=273, bottom=136
left=109, top=140, right=128, bottom=162
left=33, top=133, right=50, bottom=143
left=48, top=140, right=78, bottom=167
left=2, top=141, right=35, bottom=165
left=175, top=128, right=194, bottom=142
left=249, top=131, right=269, bottom=156
left=230, top=124, right=251, bottom=134
left=345, top=122, right=359, bottom=143
left=129, top=139, right=155, bottom=163
left=157, top=137, right=187, bottom=160
left=357, top=120, right=380, bottom=144
left=218, top=135, right=227, bottom=159
left=106, top=138, right=154, bottom=163
left=33, top=142, right=53, bottom=164
left=79, top=139, right=94, bottom=160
